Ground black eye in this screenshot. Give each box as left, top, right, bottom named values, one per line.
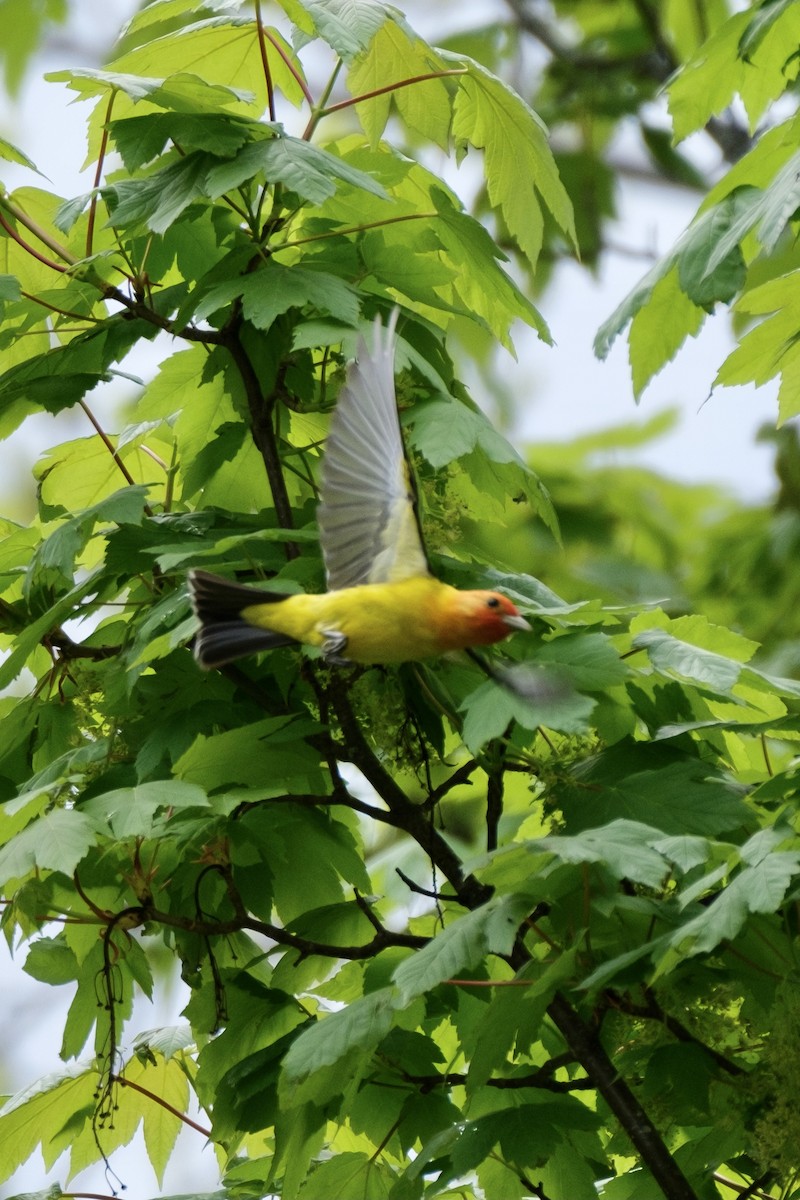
left=486, top=597, right=500, bottom=609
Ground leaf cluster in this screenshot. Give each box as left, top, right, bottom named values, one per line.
left=1, top=5, right=800, bottom=1200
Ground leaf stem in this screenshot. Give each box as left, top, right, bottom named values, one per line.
left=254, top=0, right=276, bottom=122
left=20, top=288, right=100, bottom=324
left=0, top=209, right=70, bottom=274
left=87, top=90, right=115, bottom=258
left=110, top=1073, right=212, bottom=1138
left=78, top=397, right=154, bottom=517
left=274, top=211, right=437, bottom=252
left=0, top=192, right=79, bottom=266
left=263, top=20, right=313, bottom=107
left=302, top=59, right=343, bottom=141
left=320, top=68, right=468, bottom=117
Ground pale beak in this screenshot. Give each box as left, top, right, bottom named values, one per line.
left=502, top=613, right=532, bottom=632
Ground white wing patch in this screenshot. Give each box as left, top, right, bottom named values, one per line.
left=318, top=312, right=430, bottom=589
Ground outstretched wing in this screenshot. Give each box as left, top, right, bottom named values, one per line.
left=318, top=311, right=430, bottom=589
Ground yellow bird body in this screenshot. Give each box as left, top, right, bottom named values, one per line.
left=238, top=576, right=525, bottom=664
left=189, top=312, right=530, bottom=669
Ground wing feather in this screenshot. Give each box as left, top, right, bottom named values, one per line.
left=318, top=311, right=429, bottom=589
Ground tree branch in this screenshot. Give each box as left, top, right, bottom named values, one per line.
left=140, top=899, right=428, bottom=959
left=222, top=328, right=299, bottom=552
left=504, top=0, right=751, bottom=163
left=606, top=986, right=745, bottom=1077
left=545, top=991, right=700, bottom=1200
left=327, top=683, right=493, bottom=910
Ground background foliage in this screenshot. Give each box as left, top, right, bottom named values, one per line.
left=2, top=2, right=800, bottom=1200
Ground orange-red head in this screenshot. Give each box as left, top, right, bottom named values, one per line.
left=439, top=590, right=531, bottom=651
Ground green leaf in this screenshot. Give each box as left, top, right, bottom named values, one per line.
left=24, top=935, right=78, bottom=985
left=0, top=274, right=21, bottom=302
left=108, top=19, right=306, bottom=111
left=677, top=191, right=750, bottom=307
left=667, top=11, right=751, bottom=141
left=134, top=1024, right=195, bottom=1061
left=531, top=820, right=675, bottom=888
left=738, top=0, right=797, bottom=59
left=633, top=629, right=743, bottom=693
left=0, top=1064, right=98, bottom=1181
left=450, top=57, right=577, bottom=267
left=105, top=151, right=210, bottom=234
left=299, top=1152, right=396, bottom=1200
left=663, top=850, right=800, bottom=965
left=127, top=1051, right=189, bottom=1185
left=109, top=111, right=255, bottom=172
left=409, top=397, right=525, bottom=470
left=392, top=894, right=531, bottom=1004
left=596, top=191, right=757, bottom=366
left=468, top=952, right=578, bottom=1091
left=461, top=672, right=595, bottom=752
left=304, top=0, right=394, bottom=61
left=595, top=254, right=675, bottom=362
left=81, top=779, right=209, bottom=838
left=628, top=268, right=705, bottom=398
left=0, top=137, right=40, bottom=173
left=532, top=632, right=627, bottom=691
left=556, top=743, right=750, bottom=837
left=46, top=66, right=254, bottom=109
left=432, top=187, right=550, bottom=345
left=174, top=716, right=324, bottom=792
left=193, top=264, right=360, bottom=330
left=349, top=19, right=451, bottom=149
left=204, top=133, right=388, bottom=203
left=0, top=317, right=157, bottom=430
left=0, top=807, right=100, bottom=885
left=281, top=985, right=397, bottom=1083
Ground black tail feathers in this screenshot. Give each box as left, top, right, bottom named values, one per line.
left=188, top=569, right=297, bottom=670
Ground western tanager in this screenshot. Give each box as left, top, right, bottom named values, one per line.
left=189, top=313, right=531, bottom=669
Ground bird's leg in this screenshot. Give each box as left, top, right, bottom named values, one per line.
left=320, top=628, right=351, bottom=665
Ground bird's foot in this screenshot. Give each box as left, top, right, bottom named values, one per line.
left=321, top=628, right=351, bottom=666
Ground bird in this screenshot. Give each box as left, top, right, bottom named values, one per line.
left=188, top=311, right=531, bottom=670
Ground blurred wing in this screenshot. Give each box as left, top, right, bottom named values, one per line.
left=318, top=311, right=430, bottom=588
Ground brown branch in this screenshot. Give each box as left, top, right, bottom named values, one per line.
left=408, top=1068, right=593, bottom=1093
left=20, top=288, right=101, bottom=324
left=0, top=194, right=79, bottom=265
left=426, top=759, right=478, bottom=806
left=140, top=899, right=428, bottom=958
left=46, top=631, right=122, bottom=662
left=222, top=329, right=298, bottom=553
left=545, top=990, right=700, bottom=1200
left=606, top=987, right=745, bottom=1076
left=395, top=867, right=458, bottom=902
left=62, top=1193, right=122, bottom=1200
left=327, top=683, right=492, bottom=910
left=262, top=22, right=313, bottom=107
